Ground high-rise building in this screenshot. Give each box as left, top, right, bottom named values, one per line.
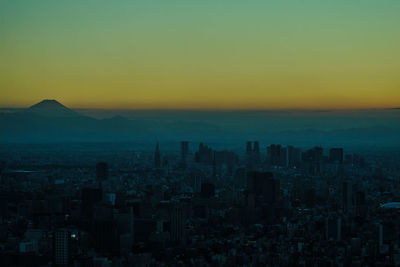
left=378, top=223, right=383, bottom=248
left=329, top=148, right=344, bottom=164
left=181, top=141, right=189, bottom=163
left=302, top=146, right=324, bottom=174
left=154, top=142, right=161, bottom=168
left=302, top=146, right=323, bottom=163
left=246, top=141, right=252, bottom=155
left=246, top=141, right=260, bottom=169
left=81, top=187, right=102, bottom=221
left=287, top=146, right=302, bottom=168
left=253, top=141, right=260, bottom=153
left=253, top=141, right=260, bottom=164
left=226, top=151, right=237, bottom=176
left=53, top=229, right=71, bottom=266
left=170, top=204, right=186, bottom=245
left=195, top=143, right=214, bottom=164
left=280, top=146, right=288, bottom=167
left=267, top=144, right=282, bottom=166
left=194, top=174, right=202, bottom=193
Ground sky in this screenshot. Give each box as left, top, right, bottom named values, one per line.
left=1, top=0, right=399, bottom=110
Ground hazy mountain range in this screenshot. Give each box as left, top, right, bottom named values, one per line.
left=0, top=100, right=399, bottom=148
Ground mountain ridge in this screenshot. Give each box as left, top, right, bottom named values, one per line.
left=0, top=99, right=399, bottom=146
left=26, top=99, right=81, bottom=118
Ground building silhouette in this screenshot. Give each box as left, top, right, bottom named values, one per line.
left=53, top=229, right=71, bottom=266
left=170, top=204, right=186, bottom=245
left=330, top=148, right=344, bottom=164
left=154, top=142, right=161, bottom=169
left=181, top=141, right=189, bottom=164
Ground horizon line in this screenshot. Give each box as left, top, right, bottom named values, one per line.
left=0, top=100, right=399, bottom=112
left=1, top=106, right=400, bottom=113
left=75, top=107, right=400, bottom=112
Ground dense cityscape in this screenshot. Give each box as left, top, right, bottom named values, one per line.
left=1, top=141, right=400, bottom=266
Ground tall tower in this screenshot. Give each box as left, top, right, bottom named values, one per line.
left=253, top=141, right=260, bottom=153
left=267, top=144, right=282, bottom=166
left=181, top=141, right=189, bottom=164
left=53, top=229, right=70, bottom=266
left=253, top=141, right=260, bottom=164
left=246, top=141, right=252, bottom=155
left=154, top=142, right=161, bottom=168
left=246, top=141, right=254, bottom=170
left=329, top=148, right=344, bottom=164
left=171, top=204, right=186, bottom=245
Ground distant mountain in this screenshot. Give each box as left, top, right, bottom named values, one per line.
left=26, top=99, right=81, bottom=118
left=0, top=100, right=227, bottom=143
left=0, top=99, right=400, bottom=146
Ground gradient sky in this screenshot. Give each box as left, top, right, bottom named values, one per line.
left=1, top=0, right=399, bottom=109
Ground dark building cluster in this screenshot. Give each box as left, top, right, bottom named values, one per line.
left=0, top=142, right=400, bottom=266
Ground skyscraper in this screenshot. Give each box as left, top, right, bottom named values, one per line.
left=329, top=148, right=344, bottom=164
left=154, top=142, right=161, bottom=169
left=280, top=146, right=288, bottom=167
left=267, top=144, right=282, bottom=166
left=253, top=141, right=260, bottom=164
left=181, top=141, right=189, bottom=164
left=81, top=187, right=103, bottom=221
left=170, top=204, right=186, bottom=245
left=246, top=141, right=260, bottom=169
left=53, top=229, right=71, bottom=266
left=287, top=146, right=302, bottom=168
left=195, top=143, right=213, bottom=164
left=246, top=141, right=252, bottom=155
